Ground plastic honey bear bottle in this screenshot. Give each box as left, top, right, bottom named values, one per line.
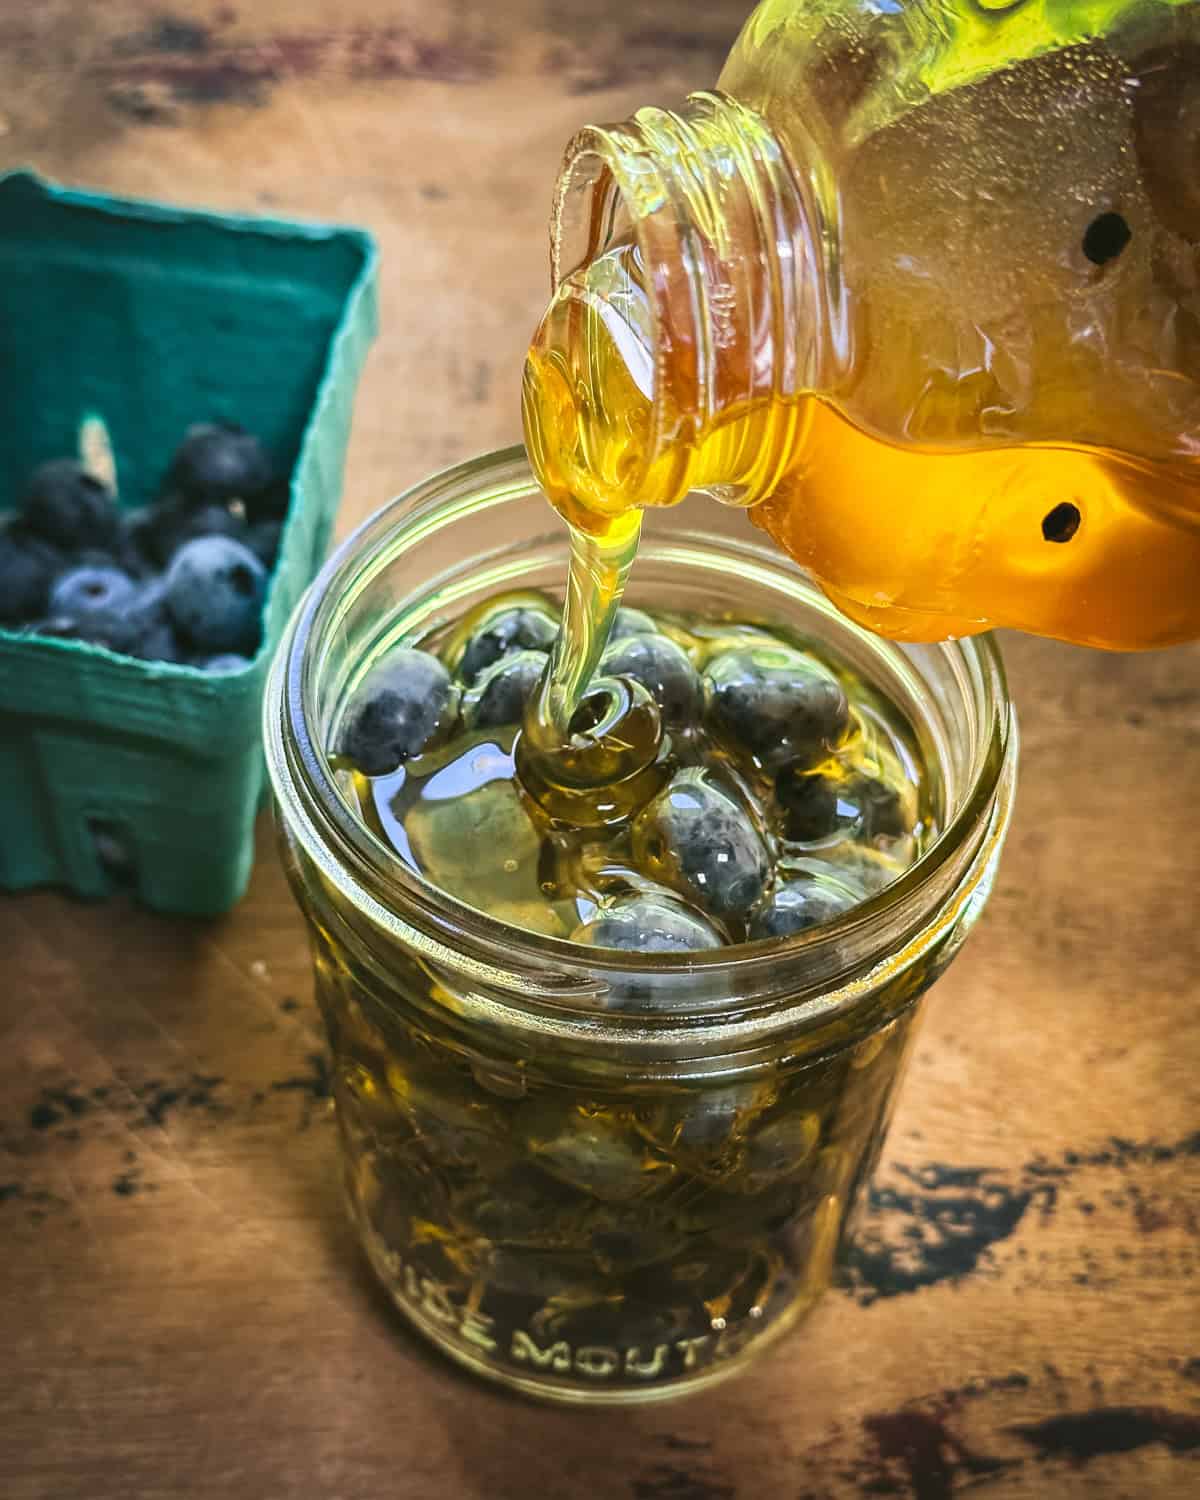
left=523, top=0, right=1200, bottom=650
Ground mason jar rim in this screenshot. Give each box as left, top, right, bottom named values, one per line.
left=265, top=446, right=1015, bottom=1048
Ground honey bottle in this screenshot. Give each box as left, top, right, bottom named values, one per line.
left=523, top=0, right=1200, bottom=650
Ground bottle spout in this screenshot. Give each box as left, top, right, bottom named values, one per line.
left=522, top=238, right=661, bottom=532
left=523, top=92, right=827, bottom=529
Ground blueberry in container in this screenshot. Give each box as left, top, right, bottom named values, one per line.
left=0, top=171, right=377, bottom=915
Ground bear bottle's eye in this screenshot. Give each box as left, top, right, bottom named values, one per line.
left=1042, top=503, right=1082, bottom=543
left=1082, top=211, right=1132, bottom=267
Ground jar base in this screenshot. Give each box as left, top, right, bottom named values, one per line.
left=358, top=1219, right=822, bottom=1407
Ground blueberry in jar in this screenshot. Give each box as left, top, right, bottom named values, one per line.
left=633, top=768, right=770, bottom=923
left=750, top=875, right=862, bottom=939
left=515, top=1095, right=675, bottom=1203
left=600, top=632, right=701, bottom=731
left=462, top=649, right=548, bottom=730
left=777, top=766, right=909, bottom=843
left=704, top=643, right=850, bottom=773
left=338, top=648, right=460, bottom=775
left=850, top=775, right=911, bottom=841
left=608, top=606, right=658, bottom=640
left=572, top=892, right=723, bottom=953
left=455, top=603, right=558, bottom=685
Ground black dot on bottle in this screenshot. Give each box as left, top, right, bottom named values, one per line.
left=1082, top=212, right=1131, bottom=266
left=1042, top=502, right=1081, bottom=543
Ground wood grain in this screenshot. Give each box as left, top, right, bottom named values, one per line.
left=1, top=4, right=1198, bottom=1497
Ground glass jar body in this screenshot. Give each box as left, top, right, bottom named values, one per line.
left=266, top=449, right=1016, bottom=1404
left=288, top=849, right=939, bottom=1402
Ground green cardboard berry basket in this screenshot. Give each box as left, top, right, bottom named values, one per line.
left=0, top=170, right=378, bottom=915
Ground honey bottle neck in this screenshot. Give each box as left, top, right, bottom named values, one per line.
left=526, top=91, right=835, bottom=524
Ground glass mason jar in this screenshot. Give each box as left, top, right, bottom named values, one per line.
left=264, top=447, right=1017, bottom=1406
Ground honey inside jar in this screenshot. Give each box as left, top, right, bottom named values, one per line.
left=323, top=592, right=936, bottom=1398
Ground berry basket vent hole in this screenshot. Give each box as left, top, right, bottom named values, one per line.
left=86, top=816, right=138, bottom=891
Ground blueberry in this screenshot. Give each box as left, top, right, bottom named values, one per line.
left=112, top=516, right=158, bottom=579
left=387, top=1058, right=512, bottom=1172
left=49, top=565, right=138, bottom=620
left=852, top=776, right=911, bottom=841
left=165, top=536, right=266, bottom=654
left=483, top=1248, right=594, bottom=1301
left=132, top=495, right=247, bottom=569
left=515, top=1095, right=675, bottom=1203
left=632, top=769, right=771, bottom=923
left=600, top=632, right=700, bottom=731
left=456, top=603, right=558, bottom=684
left=810, top=845, right=906, bottom=897
left=129, top=573, right=169, bottom=621
left=166, top=423, right=273, bottom=507
left=775, top=769, right=853, bottom=842
left=456, top=1165, right=579, bottom=1245
left=739, top=1109, right=821, bottom=1193
left=0, top=532, right=59, bottom=624
left=73, top=547, right=131, bottom=572
left=338, top=648, right=459, bottom=775
left=750, top=875, right=862, bottom=939
left=21, top=460, right=119, bottom=551
left=704, top=644, right=850, bottom=772
left=245, top=518, right=284, bottom=570
left=124, top=576, right=180, bottom=659
left=462, top=648, right=547, bottom=730
left=199, top=653, right=251, bottom=674
left=588, top=1220, right=687, bottom=1275
left=609, top=606, right=658, bottom=640
left=776, top=767, right=909, bottom=843
left=118, top=508, right=161, bottom=574
left=32, top=611, right=143, bottom=656
left=244, top=476, right=291, bottom=522
left=639, top=1079, right=775, bottom=1166
left=572, top=893, right=723, bottom=953
left=134, top=619, right=187, bottom=664
left=172, top=501, right=247, bottom=554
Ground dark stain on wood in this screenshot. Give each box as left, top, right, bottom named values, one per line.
left=99, top=11, right=497, bottom=120
left=1010, top=1406, right=1200, bottom=1464
left=630, top=1467, right=736, bottom=1500
left=848, top=1170, right=1049, bottom=1302
left=269, top=1050, right=332, bottom=1102
left=18, top=1074, right=231, bottom=1144
left=28, top=1086, right=90, bottom=1130
left=556, top=27, right=730, bottom=95
left=848, top=1135, right=1199, bottom=1302
left=860, top=1403, right=1015, bottom=1498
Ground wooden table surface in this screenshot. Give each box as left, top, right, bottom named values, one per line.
left=2, top=4, right=1198, bottom=1497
